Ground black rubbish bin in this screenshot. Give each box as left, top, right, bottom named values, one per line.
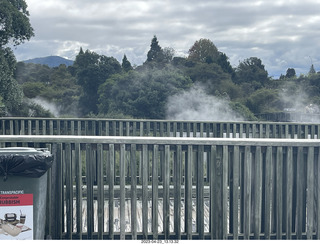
left=0, top=147, right=53, bottom=240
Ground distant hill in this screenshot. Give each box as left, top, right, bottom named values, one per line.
left=23, top=56, right=74, bottom=67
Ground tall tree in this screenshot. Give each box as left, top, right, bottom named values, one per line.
left=188, top=38, right=219, bottom=64
left=146, top=35, right=163, bottom=63
left=121, top=54, right=132, bottom=72
left=73, top=49, right=122, bottom=115
left=234, top=57, right=269, bottom=86
left=285, top=68, right=296, bottom=79
left=0, top=0, right=34, bottom=46
left=0, top=0, right=33, bottom=115
left=309, top=64, right=316, bottom=75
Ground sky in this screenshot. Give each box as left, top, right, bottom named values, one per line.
left=11, top=0, right=320, bottom=78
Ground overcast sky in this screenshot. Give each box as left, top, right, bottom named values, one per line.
left=12, top=0, right=320, bottom=78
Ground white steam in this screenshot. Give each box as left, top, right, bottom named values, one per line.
left=166, top=85, right=244, bottom=121
left=30, top=97, right=60, bottom=117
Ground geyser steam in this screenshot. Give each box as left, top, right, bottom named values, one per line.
left=165, top=85, right=244, bottom=121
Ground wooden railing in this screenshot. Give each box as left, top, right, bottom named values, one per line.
left=1, top=117, right=320, bottom=139
left=1, top=135, right=320, bottom=240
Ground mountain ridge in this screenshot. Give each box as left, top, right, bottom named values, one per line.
left=23, top=55, right=74, bottom=67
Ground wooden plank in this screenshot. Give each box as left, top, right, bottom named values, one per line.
left=174, top=145, right=182, bottom=239
left=86, top=143, right=94, bottom=239
left=97, top=143, right=104, bottom=239
left=197, top=145, right=204, bottom=239
left=185, top=145, right=193, bottom=239
left=254, top=146, right=262, bottom=239
left=163, top=145, right=170, bottom=239
left=276, top=146, right=283, bottom=239
left=142, top=144, right=149, bottom=239
left=152, top=145, right=159, bottom=239
left=244, top=146, right=251, bottom=239
left=306, top=146, right=314, bottom=239
left=286, top=146, right=293, bottom=239
left=210, top=145, right=216, bottom=239
left=130, top=144, right=137, bottom=239
left=120, top=144, right=126, bottom=239
left=296, top=147, right=303, bottom=239
left=65, top=143, right=73, bottom=239
left=232, top=145, right=240, bottom=239
left=264, top=146, right=272, bottom=239
left=75, top=143, right=82, bottom=239
left=109, top=144, right=115, bottom=239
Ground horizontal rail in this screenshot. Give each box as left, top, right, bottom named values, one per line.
left=1, top=117, right=320, bottom=139
left=1, top=134, right=320, bottom=146
left=1, top=135, right=320, bottom=240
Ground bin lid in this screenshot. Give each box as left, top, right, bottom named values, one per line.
left=0, top=147, right=54, bottom=181
left=0, top=147, right=50, bottom=155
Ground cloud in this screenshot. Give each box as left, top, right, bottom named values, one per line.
left=12, top=0, right=320, bottom=77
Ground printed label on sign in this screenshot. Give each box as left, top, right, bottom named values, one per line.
left=0, top=193, right=33, bottom=240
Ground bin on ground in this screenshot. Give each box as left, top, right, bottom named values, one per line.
left=0, top=147, right=53, bottom=240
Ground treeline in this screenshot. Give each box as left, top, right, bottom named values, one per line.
left=4, top=36, right=320, bottom=120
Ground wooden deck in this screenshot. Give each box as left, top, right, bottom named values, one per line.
left=67, top=198, right=211, bottom=234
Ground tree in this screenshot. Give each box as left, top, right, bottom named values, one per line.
left=0, top=0, right=33, bottom=115
left=98, top=68, right=193, bottom=119
left=234, top=57, right=269, bottom=86
left=73, top=49, right=122, bottom=115
left=0, top=0, right=34, bottom=46
left=188, top=38, right=219, bottom=64
left=309, top=64, right=316, bottom=75
left=146, top=35, right=165, bottom=63
left=121, top=54, right=132, bottom=72
left=285, top=68, right=296, bottom=79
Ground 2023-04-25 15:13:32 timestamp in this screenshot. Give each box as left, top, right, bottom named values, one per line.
left=140, top=240, right=179, bottom=243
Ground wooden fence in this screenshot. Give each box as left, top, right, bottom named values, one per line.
left=1, top=117, right=320, bottom=139
left=1, top=135, right=320, bottom=240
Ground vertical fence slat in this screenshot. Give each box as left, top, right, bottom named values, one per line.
left=163, top=145, right=171, bottom=239
left=276, top=146, right=283, bottom=239
left=130, top=144, right=137, bottom=239
left=264, top=146, right=272, bottom=239
left=174, top=145, right=182, bottom=239
left=75, top=143, right=82, bottom=239
left=185, top=145, right=193, bottom=239
left=244, top=146, right=252, bottom=239
left=286, top=146, right=293, bottom=240
left=120, top=144, right=126, bottom=239
left=86, top=143, right=94, bottom=239
left=197, top=145, right=204, bottom=239
left=65, top=143, right=73, bottom=239
left=142, top=144, right=149, bottom=239
left=307, top=146, right=314, bottom=239
left=222, top=145, right=228, bottom=239
left=232, top=145, right=240, bottom=239
left=296, top=147, right=303, bottom=239
left=97, top=143, right=104, bottom=239
left=254, top=146, right=262, bottom=239
left=109, top=144, right=115, bottom=239
left=152, top=145, right=159, bottom=239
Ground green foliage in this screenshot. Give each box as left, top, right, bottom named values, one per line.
left=188, top=38, right=219, bottom=64
left=0, top=48, right=23, bottom=113
left=98, top=68, right=193, bottom=119
left=146, top=35, right=163, bottom=63
left=73, top=49, right=122, bottom=115
left=0, top=0, right=34, bottom=47
left=246, top=88, right=282, bottom=114
left=234, top=57, right=269, bottom=86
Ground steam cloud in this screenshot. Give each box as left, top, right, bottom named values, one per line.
left=165, top=85, right=244, bottom=121
left=30, top=97, right=60, bottom=117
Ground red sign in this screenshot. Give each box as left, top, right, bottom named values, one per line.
left=0, top=194, right=33, bottom=206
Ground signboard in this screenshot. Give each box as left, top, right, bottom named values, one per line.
left=0, top=191, right=33, bottom=240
